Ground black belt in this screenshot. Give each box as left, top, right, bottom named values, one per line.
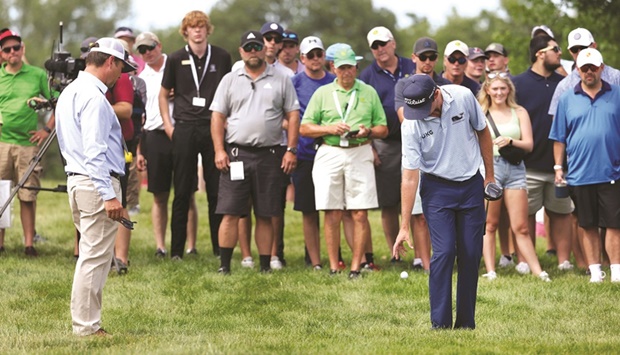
left=230, top=144, right=280, bottom=152
left=324, top=140, right=372, bottom=148
left=67, top=172, right=121, bottom=180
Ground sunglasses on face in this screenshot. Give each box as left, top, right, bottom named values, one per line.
left=243, top=43, right=264, bottom=52
left=263, top=34, right=282, bottom=44
left=569, top=45, right=588, bottom=54
left=539, top=45, right=561, bottom=54
left=418, top=53, right=438, bottom=62
left=305, top=49, right=324, bottom=60
left=579, top=64, right=600, bottom=73
left=1, top=44, right=22, bottom=53
left=487, top=71, right=509, bottom=79
left=138, top=44, right=157, bottom=54
left=371, top=40, right=389, bottom=50
left=447, top=56, right=467, bottom=65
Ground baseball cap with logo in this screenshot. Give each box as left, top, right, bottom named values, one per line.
left=0, top=29, right=21, bottom=47
left=485, top=43, right=508, bottom=56
left=531, top=25, right=555, bottom=39
left=300, top=36, right=324, bottom=55
left=333, top=46, right=357, bottom=68
left=568, top=27, right=594, bottom=50
left=135, top=32, right=160, bottom=49
left=413, top=37, right=438, bottom=55
left=325, top=43, right=363, bottom=62
left=260, top=22, right=284, bottom=35
left=468, top=47, right=487, bottom=60
left=89, top=37, right=137, bottom=73
left=240, top=30, right=263, bottom=47
left=401, top=74, right=438, bottom=121
left=367, top=26, right=394, bottom=47
left=576, top=48, right=603, bottom=68
left=444, top=40, right=469, bottom=57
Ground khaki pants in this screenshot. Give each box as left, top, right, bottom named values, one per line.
left=68, top=175, right=121, bottom=336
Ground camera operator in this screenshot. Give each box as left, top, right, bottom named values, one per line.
left=0, top=29, right=55, bottom=257
left=55, top=37, right=135, bottom=336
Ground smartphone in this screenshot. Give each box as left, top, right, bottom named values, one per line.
left=345, top=130, right=360, bottom=138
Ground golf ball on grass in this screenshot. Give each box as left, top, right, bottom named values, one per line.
left=400, top=271, right=409, bottom=279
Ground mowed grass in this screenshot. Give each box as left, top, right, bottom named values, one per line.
left=1, top=178, right=619, bottom=354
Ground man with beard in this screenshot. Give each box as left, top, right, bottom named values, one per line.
left=512, top=35, right=573, bottom=271
left=550, top=48, right=620, bottom=283
left=160, top=11, right=231, bottom=260
left=210, top=30, right=299, bottom=274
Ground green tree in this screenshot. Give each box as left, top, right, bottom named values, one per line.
left=2, top=0, right=130, bottom=68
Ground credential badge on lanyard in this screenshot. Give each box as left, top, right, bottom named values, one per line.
left=186, top=44, right=211, bottom=107
left=332, top=90, right=356, bottom=147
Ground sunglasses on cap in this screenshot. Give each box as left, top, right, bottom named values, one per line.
left=418, top=53, right=438, bottom=62
left=447, top=56, right=467, bottom=65
left=305, top=49, right=324, bottom=60
left=243, top=43, right=264, bottom=52
left=569, top=45, right=588, bottom=54
left=487, top=71, right=509, bottom=79
left=138, top=44, right=157, bottom=55
left=371, top=40, right=390, bottom=50
left=539, top=45, right=561, bottom=54
left=263, top=33, right=282, bottom=44
left=1, top=44, right=22, bottom=53
left=579, top=64, right=600, bottom=73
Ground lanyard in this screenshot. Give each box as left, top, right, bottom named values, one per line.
left=332, top=90, right=356, bottom=123
left=185, top=44, right=211, bottom=97
left=381, top=57, right=404, bottom=81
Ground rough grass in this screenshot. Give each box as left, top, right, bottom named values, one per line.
left=0, top=179, right=618, bottom=354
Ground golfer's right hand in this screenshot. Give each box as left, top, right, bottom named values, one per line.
left=392, top=229, right=413, bottom=259
left=104, top=198, right=124, bottom=221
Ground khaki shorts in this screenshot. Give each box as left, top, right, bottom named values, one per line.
left=0, top=142, right=41, bottom=202
left=313, top=143, right=378, bottom=210
left=526, top=169, right=573, bottom=215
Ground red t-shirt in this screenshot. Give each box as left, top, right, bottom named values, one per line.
left=105, top=73, right=134, bottom=141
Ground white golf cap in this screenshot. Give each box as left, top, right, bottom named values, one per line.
left=568, top=28, right=594, bottom=49
left=300, top=36, right=324, bottom=55
left=90, top=37, right=137, bottom=73
left=576, top=48, right=603, bottom=68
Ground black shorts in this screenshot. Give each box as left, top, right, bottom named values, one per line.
left=373, top=139, right=402, bottom=208
left=292, top=159, right=317, bottom=213
left=570, top=181, right=620, bottom=228
left=216, top=145, right=285, bottom=218
left=142, top=130, right=174, bottom=194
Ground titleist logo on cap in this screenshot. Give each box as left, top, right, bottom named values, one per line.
left=405, top=97, right=426, bottom=107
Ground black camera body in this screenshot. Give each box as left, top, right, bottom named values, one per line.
left=44, top=51, right=85, bottom=93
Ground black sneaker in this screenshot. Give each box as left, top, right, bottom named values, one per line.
left=217, top=266, right=230, bottom=275
left=25, top=246, right=38, bottom=257
left=113, top=258, right=128, bottom=274
left=329, top=269, right=340, bottom=276
left=412, top=263, right=424, bottom=271
left=155, top=249, right=166, bottom=258
left=348, top=270, right=361, bottom=279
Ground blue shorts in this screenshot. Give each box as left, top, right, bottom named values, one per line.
left=481, top=156, right=527, bottom=190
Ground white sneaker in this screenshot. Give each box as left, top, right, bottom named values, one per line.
left=538, top=271, right=551, bottom=282
left=515, top=262, right=531, bottom=274
left=499, top=255, right=514, bottom=268
left=482, top=271, right=497, bottom=280
left=590, top=271, right=606, bottom=283
left=241, top=257, right=254, bottom=268
left=270, top=256, right=283, bottom=270
left=558, top=260, right=574, bottom=270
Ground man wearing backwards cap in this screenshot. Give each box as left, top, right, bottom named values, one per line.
left=393, top=74, right=494, bottom=329
left=55, top=37, right=135, bottom=336
left=550, top=48, right=620, bottom=284
left=0, top=29, right=55, bottom=257
left=210, top=30, right=299, bottom=274
left=301, top=46, right=388, bottom=279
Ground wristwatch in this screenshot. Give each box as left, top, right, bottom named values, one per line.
left=286, top=147, right=297, bottom=155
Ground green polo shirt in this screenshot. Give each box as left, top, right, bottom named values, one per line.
left=0, top=63, right=52, bottom=146
left=302, top=78, right=386, bottom=146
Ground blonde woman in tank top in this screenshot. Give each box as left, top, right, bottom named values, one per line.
left=477, top=72, right=550, bottom=282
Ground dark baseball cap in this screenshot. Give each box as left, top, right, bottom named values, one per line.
left=468, top=47, right=487, bottom=60
left=260, top=22, right=284, bottom=35
left=240, top=30, right=263, bottom=47
left=402, top=74, right=438, bottom=121
left=283, top=30, right=299, bottom=44
left=413, top=37, right=438, bottom=55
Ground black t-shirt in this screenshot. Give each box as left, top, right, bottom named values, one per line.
left=161, top=44, right=231, bottom=121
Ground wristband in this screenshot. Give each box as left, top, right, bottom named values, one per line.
left=43, top=126, right=52, bottom=133
left=553, top=165, right=562, bottom=171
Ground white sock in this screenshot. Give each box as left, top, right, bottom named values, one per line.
left=413, top=258, right=423, bottom=266
left=610, top=264, right=620, bottom=279
left=589, top=264, right=602, bottom=276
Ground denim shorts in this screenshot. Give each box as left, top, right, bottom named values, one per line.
left=481, top=156, right=527, bottom=190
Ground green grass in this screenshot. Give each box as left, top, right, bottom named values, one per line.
left=1, top=178, right=619, bottom=354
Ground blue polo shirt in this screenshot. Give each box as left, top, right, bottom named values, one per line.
left=440, top=72, right=481, bottom=96
left=549, top=80, right=620, bottom=186
left=291, top=71, right=336, bottom=161
left=512, top=67, right=563, bottom=172
left=359, top=55, right=415, bottom=140
left=401, top=85, right=487, bottom=181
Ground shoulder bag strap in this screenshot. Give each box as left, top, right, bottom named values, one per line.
left=485, top=111, right=501, bottom=138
